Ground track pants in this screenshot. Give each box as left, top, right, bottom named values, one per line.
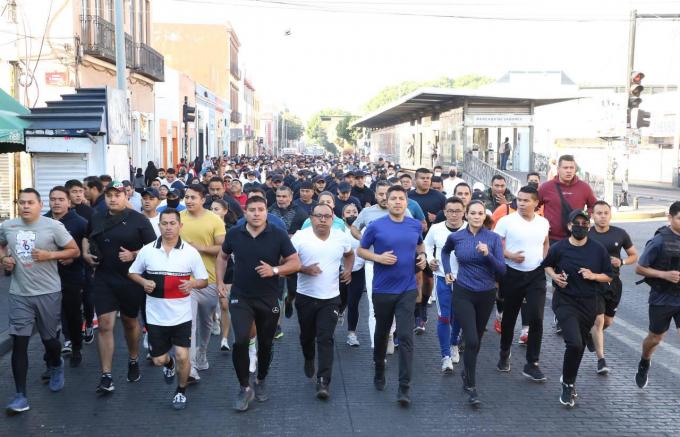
left=434, top=275, right=461, bottom=357
left=295, top=294, right=340, bottom=382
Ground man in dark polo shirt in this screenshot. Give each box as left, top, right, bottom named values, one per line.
left=216, top=195, right=301, bottom=412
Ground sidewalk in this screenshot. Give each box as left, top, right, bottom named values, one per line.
left=0, top=276, right=10, bottom=355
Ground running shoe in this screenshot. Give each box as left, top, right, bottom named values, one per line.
left=559, top=381, right=576, bottom=408
left=518, top=332, right=528, bottom=346
left=96, top=374, right=115, bottom=394
left=316, top=378, right=330, bottom=400
left=172, top=392, right=187, bottom=410
left=6, top=393, right=29, bottom=415
left=254, top=380, right=268, bottom=402
left=70, top=350, right=82, bottom=368
left=211, top=321, right=220, bottom=336
left=127, top=358, right=141, bottom=382
left=494, top=318, right=502, bottom=334
left=441, top=356, right=454, bottom=374
left=61, top=340, right=72, bottom=355
left=304, top=359, right=315, bottom=378
left=83, top=325, right=95, bottom=344
left=48, top=358, right=65, bottom=392
left=163, top=358, right=176, bottom=384
left=496, top=353, right=511, bottom=372
left=220, top=338, right=231, bottom=352
left=597, top=358, right=610, bottom=375
left=284, top=300, right=294, bottom=319
left=346, top=333, right=360, bottom=347
left=635, top=360, right=649, bottom=389
left=374, top=369, right=386, bottom=391
left=396, top=386, right=411, bottom=407
left=450, top=345, right=460, bottom=364
left=274, top=326, right=284, bottom=340
left=386, top=334, right=395, bottom=355
left=522, top=363, right=547, bottom=382
left=187, top=367, right=201, bottom=385
left=467, top=388, right=481, bottom=407
left=195, top=349, right=209, bottom=371
left=414, top=318, right=426, bottom=335
left=233, top=386, right=255, bottom=412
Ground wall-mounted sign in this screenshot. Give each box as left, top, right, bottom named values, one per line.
left=45, top=71, right=68, bottom=86
left=466, top=114, right=534, bottom=127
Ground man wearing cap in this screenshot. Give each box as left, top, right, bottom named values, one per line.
left=334, top=182, right=362, bottom=218
left=351, top=170, right=375, bottom=208
left=542, top=209, right=613, bottom=408
left=158, top=188, right=186, bottom=213
left=312, top=176, right=327, bottom=200
left=83, top=181, right=157, bottom=394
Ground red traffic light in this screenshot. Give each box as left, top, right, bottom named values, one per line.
left=631, top=71, right=645, bottom=84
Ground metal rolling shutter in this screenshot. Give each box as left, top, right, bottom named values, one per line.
left=33, top=153, right=88, bottom=212
left=0, top=154, right=11, bottom=219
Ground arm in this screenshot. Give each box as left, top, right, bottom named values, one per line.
left=441, top=236, right=454, bottom=276
left=350, top=225, right=362, bottom=240
left=190, top=233, right=225, bottom=256
left=543, top=235, right=549, bottom=259
left=216, top=248, right=230, bottom=288
left=636, top=264, right=679, bottom=283
left=486, top=235, right=507, bottom=275
left=340, top=250, right=354, bottom=283
left=32, top=239, right=80, bottom=262
left=275, top=252, right=301, bottom=276
left=357, top=247, right=381, bottom=263
left=621, top=245, right=639, bottom=267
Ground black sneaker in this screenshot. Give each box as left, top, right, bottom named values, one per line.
left=254, top=380, right=268, bottom=402
left=374, top=370, right=386, bottom=391
left=635, top=360, right=649, bottom=389
left=233, top=386, right=255, bottom=412
left=284, top=300, right=293, bottom=319
left=70, top=350, right=82, bottom=368
left=559, top=381, right=576, bottom=408
left=396, top=386, right=410, bottom=407
left=96, top=374, right=115, bottom=394
left=586, top=333, right=595, bottom=352
left=597, top=358, right=610, bottom=375
left=316, top=378, right=330, bottom=400
left=83, top=325, right=95, bottom=344
left=127, top=359, right=141, bottom=382
left=496, top=353, right=511, bottom=372
left=467, top=388, right=481, bottom=407
left=304, top=359, right=315, bottom=378
left=522, top=363, right=547, bottom=382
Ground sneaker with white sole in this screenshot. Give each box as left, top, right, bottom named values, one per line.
left=187, top=367, right=201, bottom=384
left=451, top=345, right=460, bottom=364
left=61, top=340, right=72, bottom=355
left=6, top=393, right=30, bottom=415
left=441, top=356, right=454, bottom=374
left=220, top=337, right=231, bottom=352
left=163, top=358, right=176, bottom=384
left=211, top=321, right=220, bottom=336
left=386, top=334, right=395, bottom=355
left=194, top=349, right=209, bottom=371
left=172, top=392, right=187, bottom=410
left=346, top=333, right=360, bottom=347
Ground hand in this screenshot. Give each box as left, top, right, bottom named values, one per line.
left=610, top=257, right=622, bottom=268
left=552, top=272, right=568, bottom=288
left=302, top=263, right=322, bottom=276
left=178, top=279, right=194, bottom=294
left=255, top=260, right=275, bottom=278
left=508, top=250, right=525, bottom=263
left=445, top=273, right=456, bottom=285
left=663, top=270, right=680, bottom=284
left=427, top=212, right=437, bottom=223
left=31, top=249, right=52, bottom=262
left=416, top=254, right=427, bottom=270
left=118, top=247, right=135, bottom=263
left=83, top=253, right=99, bottom=267
left=429, top=259, right=440, bottom=271
left=142, top=279, right=156, bottom=294
left=376, top=250, right=397, bottom=266
left=495, top=193, right=507, bottom=205
left=217, top=283, right=230, bottom=298
left=2, top=255, right=16, bottom=272
left=578, top=268, right=596, bottom=280
left=59, top=258, right=74, bottom=266
left=340, top=269, right=352, bottom=284
left=476, top=242, right=489, bottom=256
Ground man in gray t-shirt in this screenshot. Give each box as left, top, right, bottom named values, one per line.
left=0, top=188, right=79, bottom=414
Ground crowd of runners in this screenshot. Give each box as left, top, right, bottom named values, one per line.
left=1, top=152, right=679, bottom=414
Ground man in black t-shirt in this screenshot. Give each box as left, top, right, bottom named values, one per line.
left=587, top=201, right=637, bottom=375
left=216, top=196, right=301, bottom=412
left=543, top=209, right=613, bottom=408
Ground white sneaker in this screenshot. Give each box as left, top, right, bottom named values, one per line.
left=188, top=366, right=201, bottom=383
left=220, top=337, right=231, bottom=352
left=248, top=341, right=258, bottom=374
left=428, top=295, right=436, bottom=305
left=451, top=345, right=460, bottom=364
left=143, top=332, right=149, bottom=350
left=211, top=321, right=221, bottom=336
left=441, top=356, right=454, bottom=374
left=195, top=349, right=209, bottom=371
left=386, top=334, right=395, bottom=355
left=346, top=333, right=360, bottom=347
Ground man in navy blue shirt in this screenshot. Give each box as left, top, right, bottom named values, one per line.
left=358, top=185, right=427, bottom=407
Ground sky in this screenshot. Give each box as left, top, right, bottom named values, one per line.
left=154, top=0, right=680, bottom=119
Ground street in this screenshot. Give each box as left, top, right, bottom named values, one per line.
left=0, top=219, right=679, bottom=435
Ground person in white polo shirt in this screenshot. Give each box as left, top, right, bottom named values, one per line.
left=291, top=203, right=354, bottom=400
left=128, top=209, right=209, bottom=410
left=493, top=185, right=550, bottom=382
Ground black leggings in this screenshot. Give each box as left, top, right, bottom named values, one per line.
left=340, top=268, right=366, bottom=331
left=12, top=335, right=60, bottom=394
left=61, top=283, right=84, bottom=351
left=452, top=284, right=496, bottom=388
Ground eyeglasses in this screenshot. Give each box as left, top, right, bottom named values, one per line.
left=445, top=209, right=464, bottom=214
left=312, top=213, right=333, bottom=220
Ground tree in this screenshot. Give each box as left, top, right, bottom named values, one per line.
left=306, top=108, right=354, bottom=154
left=336, top=115, right=359, bottom=146
left=278, top=112, right=304, bottom=143
left=362, top=74, right=495, bottom=113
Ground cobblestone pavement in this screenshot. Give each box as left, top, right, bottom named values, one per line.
left=1, top=220, right=679, bottom=436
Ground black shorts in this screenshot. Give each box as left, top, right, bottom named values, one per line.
left=597, top=276, right=623, bottom=317
left=422, top=263, right=434, bottom=278
left=92, top=272, right=144, bottom=318
left=648, top=304, right=680, bottom=335
left=147, top=321, right=192, bottom=357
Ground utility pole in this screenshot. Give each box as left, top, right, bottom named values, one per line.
left=617, top=9, right=637, bottom=207
left=113, top=0, right=127, bottom=93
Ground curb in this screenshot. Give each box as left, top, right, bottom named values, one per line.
left=612, top=209, right=666, bottom=220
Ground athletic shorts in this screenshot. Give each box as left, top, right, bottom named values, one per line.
left=147, top=321, right=192, bottom=357
left=8, top=292, right=62, bottom=339
left=92, top=271, right=144, bottom=318
left=596, top=276, right=623, bottom=317
left=423, top=262, right=434, bottom=278
left=648, top=304, right=680, bottom=335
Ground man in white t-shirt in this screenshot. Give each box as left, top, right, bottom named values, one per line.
left=129, top=209, right=209, bottom=410
left=291, top=203, right=353, bottom=400
left=493, top=185, right=550, bottom=382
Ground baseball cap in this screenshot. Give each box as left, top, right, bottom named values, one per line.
left=568, top=209, right=590, bottom=223
left=344, top=171, right=355, bottom=178
left=141, top=187, right=160, bottom=199
left=313, top=175, right=326, bottom=183
left=105, top=181, right=125, bottom=192
left=299, top=181, right=313, bottom=190
left=353, top=170, right=365, bottom=178
left=272, top=175, right=283, bottom=183
left=338, top=182, right=352, bottom=193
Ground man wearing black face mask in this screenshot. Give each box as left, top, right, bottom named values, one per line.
left=542, top=209, right=613, bottom=408
left=158, top=189, right=186, bottom=213
left=443, top=167, right=465, bottom=197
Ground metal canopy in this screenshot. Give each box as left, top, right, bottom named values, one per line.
left=352, top=87, right=580, bottom=129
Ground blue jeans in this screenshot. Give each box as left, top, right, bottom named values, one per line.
left=434, top=276, right=461, bottom=357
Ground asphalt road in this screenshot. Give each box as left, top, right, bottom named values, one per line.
left=0, top=219, right=679, bottom=436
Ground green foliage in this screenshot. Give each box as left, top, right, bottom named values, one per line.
left=336, top=116, right=359, bottom=146
left=278, top=112, right=304, bottom=141
left=362, top=74, right=495, bottom=113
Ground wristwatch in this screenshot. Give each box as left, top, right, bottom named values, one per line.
left=272, top=267, right=280, bottom=276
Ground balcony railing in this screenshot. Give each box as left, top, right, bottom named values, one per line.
left=231, top=111, right=242, bottom=124
left=125, top=33, right=135, bottom=68
left=80, top=15, right=116, bottom=63
left=135, top=43, right=164, bottom=82
left=230, top=63, right=241, bottom=80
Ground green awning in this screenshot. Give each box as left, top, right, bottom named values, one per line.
left=0, top=89, right=30, bottom=152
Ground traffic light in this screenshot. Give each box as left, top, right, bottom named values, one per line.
left=633, top=108, right=651, bottom=129
left=182, top=96, right=195, bottom=124
left=627, top=71, right=645, bottom=127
